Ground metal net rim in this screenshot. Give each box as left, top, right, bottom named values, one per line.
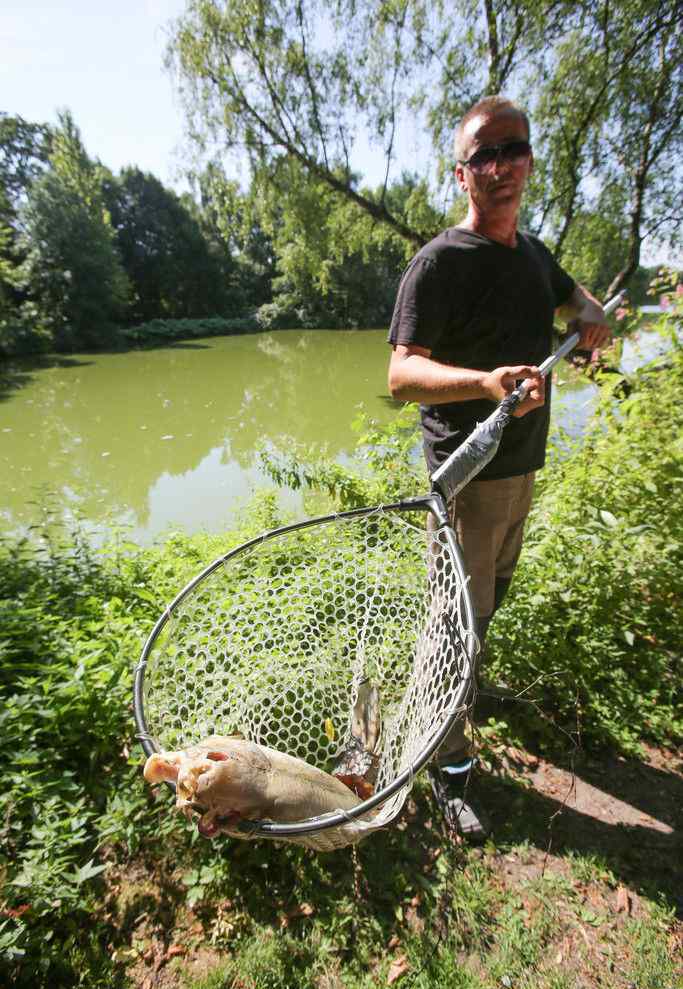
left=133, top=498, right=477, bottom=842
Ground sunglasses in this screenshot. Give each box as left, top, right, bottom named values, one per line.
left=458, top=140, right=532, bottom=174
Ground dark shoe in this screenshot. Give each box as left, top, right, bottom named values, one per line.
left=429, top=761, right=491, bottom=843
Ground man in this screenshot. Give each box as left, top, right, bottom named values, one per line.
left=387, top=95, right=611, bottom=841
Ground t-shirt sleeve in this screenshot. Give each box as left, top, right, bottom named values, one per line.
left=387, top=256, right=451, bottom=352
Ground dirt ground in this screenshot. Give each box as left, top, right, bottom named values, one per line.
left=115, top=736, right=682, bottom=989
left=478, top=736, right=683, bottom=917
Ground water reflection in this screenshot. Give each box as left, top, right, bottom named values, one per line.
left=0, top=325, right=664, bottom=545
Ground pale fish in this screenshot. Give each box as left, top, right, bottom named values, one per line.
left=144, top=735, right=365, bottom=842
left=143, top=680, right=382, bottom=850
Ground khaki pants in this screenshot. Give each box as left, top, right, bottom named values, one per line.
left=437, top=472, right=535, bottom=765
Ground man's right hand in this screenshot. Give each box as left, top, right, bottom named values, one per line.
left=388, top=346, right=546, bottom=411
left=482, top=365, right=545, bottom=417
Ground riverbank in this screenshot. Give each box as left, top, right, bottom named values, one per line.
left=1, top=312, right=391, bottom=360
left=1, top=302, right=681, bottom=987
left=0, top=315, right=264, bottom=359
left=0, top=299, right=664, bottom=361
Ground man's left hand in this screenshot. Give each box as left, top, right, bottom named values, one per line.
left=561, top=287, right=612, bottom=353
left=570, top=313, right=611, bottom=351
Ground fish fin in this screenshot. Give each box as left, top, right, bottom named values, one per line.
left=351, top=680, right=381, bottom=753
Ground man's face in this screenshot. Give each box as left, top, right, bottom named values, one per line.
left=455, top=110, right=533, bottom=213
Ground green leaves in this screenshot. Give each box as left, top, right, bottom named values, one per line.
left=19, top=111, right=130, bottom=347
left=181, top=862, right=228, bottom=907
left=168, top=0, right=682, bottom=298
left=488, top=305, right=683, bottom=753
left=70, top=858, right=107, bottom=886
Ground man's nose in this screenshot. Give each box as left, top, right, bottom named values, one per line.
left=491, top=150, right=511, bottom=174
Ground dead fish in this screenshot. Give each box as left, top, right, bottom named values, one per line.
left=143, top=680, right=382, bottom=846
left=144, top=735, right=364, bottom=840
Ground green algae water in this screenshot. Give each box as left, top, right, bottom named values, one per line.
left=0, top=330, right=397, bottom=544
left=0, top=325, right=665, bottom=545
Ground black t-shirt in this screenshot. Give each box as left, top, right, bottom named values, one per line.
left=388, top=227, right=575, bottom=479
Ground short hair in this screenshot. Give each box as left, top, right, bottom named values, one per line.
left=454, top=96, right=530, bottom=161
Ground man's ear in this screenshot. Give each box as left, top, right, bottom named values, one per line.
left=455, top=163, right=468, bottom=193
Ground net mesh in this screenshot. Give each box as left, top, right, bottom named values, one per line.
left=140, top=507, right=475, bottom=849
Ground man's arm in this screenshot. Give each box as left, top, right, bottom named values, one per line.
left=556, top=283, right=611, bottom=351
left=388, top=344, right=545, bottom=417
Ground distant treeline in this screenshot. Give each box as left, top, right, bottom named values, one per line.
left=0, top=109, right=669, bottom=357
left=0, top=111, right=413, bottom=356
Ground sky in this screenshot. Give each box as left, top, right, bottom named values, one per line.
left=3, top=0, right=191, bottom=190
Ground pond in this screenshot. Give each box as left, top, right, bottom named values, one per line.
left=0, top=321, right=667, bottom=546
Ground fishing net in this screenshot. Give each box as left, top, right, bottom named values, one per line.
left=136, top=504, right=476, bottom=850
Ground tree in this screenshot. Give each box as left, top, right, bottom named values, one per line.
left=167, top=0, right=682, bottom=297
left=0, top=114, right=52, bottom=226
left=603, top=11, right=683, bottom=295
left=525, top=1, right=682, bottom=296
left=20, top=112, right=130, bottom=346
left=168, top=0, right=436, bottom=248
left=251, top=163, right=429, bottom=327
left=0, top=222, right=21, bottom=322
left=103, top=167, right=238, bottom=323
left=193, top=164, right=278, bottom=312
left=0, top=115, right=52, bottom=327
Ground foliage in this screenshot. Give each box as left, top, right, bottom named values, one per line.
left=0, top=115, right=53, bottom=353
left=5, top=0, right=682, bottom=357
left=18, top=112, right=130, bottom=348
left=169, top=0, right=429, bottom=248
left=102, top=167, right=239, bottom=324
left=0, top=113, right=52, bottom=227
left=1, top=307, right=681, bottom=986
left=0, top=526, right=140, bottom=979
left=168, top=0, right=682, bottom=294
left=265, top=164, right=433, bottom=328
left=555, top=209, right=631, bottom=299
left=191, top=164, right=278, bottom=313
left=531, top=1, right=683, bottom=295
left=486, top=292, right=683, bottom=753
left=119, top=314, right=260, bottom=345
left=0, top=116, right=272, bottom=355
left=0, top=222, right=24, bottom=323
